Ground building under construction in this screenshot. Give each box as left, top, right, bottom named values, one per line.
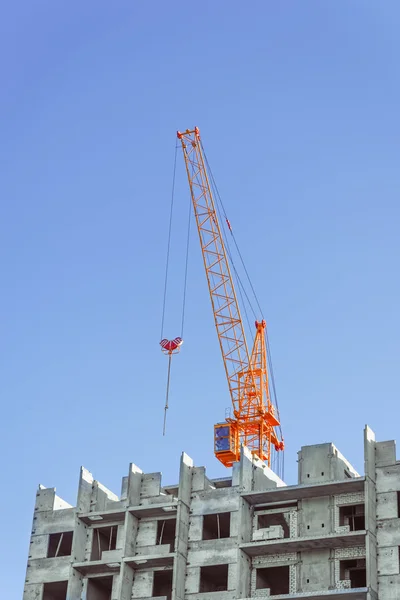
left=24, top=425, right=400, bottom=600
left=23, top=130, right=398, bottom=599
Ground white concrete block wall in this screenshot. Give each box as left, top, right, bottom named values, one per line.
left=333, top=545, right=366, bottom=588
left=333, top=491, right=365, bottom=532
left=251, top=553, right=297, bottom=595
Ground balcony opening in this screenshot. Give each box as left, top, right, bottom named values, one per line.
left=87, top=576, right=113, bottom=600
left=202, top=513, right=230, bottom=540
left=256, top=566, right=290, bottom=595
left=200, top=564, right=229, bottom=592
left=91, top=526, right=117, bottom=561
left=340, top=559, right=366, bottom=588
left=43, top=581, right=68, bottom=600
left=256, top=511, right=290, bottom=538
left=157, top=519, right=176, bottom=550
left=47, top=532, right=73, bottom=558
left=153, top=569, right=173, bottom=600
left=339, top=504, right=365, bottom=531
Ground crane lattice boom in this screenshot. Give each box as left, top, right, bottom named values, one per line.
left=178, top=127, right=284, bottom=468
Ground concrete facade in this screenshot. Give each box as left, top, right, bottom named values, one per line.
left=23, top=426, right=400, bottom=600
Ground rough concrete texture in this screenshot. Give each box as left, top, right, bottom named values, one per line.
left=23, top=426, right=399, bottom=599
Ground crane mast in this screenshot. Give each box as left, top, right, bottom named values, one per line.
left=177, top=127, right=284, bottom=468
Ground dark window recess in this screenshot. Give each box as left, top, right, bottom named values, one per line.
left=200, top=565, right=229, bottom=592
left=87, top=576, right=113, bottom=600
left=321, top=472, right=324, bottom=476
left=344, top=469, right=352, bottom=479
left=257, top=512, right=289, bottom=538
left=202, top=513, right=230, bottom=540
left=157, top=519, right=176, bottom=550
left=340, top=559, right=366, bottom=588
left=339, top=504, right=365, bottom=531
left=43, top=581, right=68, bottom=600
left=256, top=566, right=290, bottom=595
left=153, top=569, right=173, bottom=600
left=91, top=526, right=117, bottom=561
left=47, top=532, right=73, bottom=558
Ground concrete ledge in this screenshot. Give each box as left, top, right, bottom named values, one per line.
left=240, top=531, right=366, bottom=556
left=129, top=501, right=178, bottom=518
left=73, top=560, right=121, bottom=575
left=124, top=552, right=175, bottom=569
left=239, top=589, right=368, bottom=600
left=242, top=478, right=365, bottom=506
left=78, top=508, right=126, bottom=524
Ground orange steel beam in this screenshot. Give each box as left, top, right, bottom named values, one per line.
left=177, top=127, right=284, bottom=468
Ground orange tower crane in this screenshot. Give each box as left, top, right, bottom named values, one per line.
left=177, top=127, right=284, bottom=469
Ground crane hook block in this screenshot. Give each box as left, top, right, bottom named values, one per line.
left=160, top=337, right=183, bottom=355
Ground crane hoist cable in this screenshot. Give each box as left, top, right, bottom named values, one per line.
left=159, top=144, right=191, bottom=435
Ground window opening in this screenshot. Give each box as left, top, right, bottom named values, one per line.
left=87, top=576, right=113, bottom=600
left=339, top=504, right=365, bottom=531
left=157, top=519, right=176, bottom=551
left=257, top=512, right=290, bottom=538
left=47, top=532, right=73, bottom=558
left=153, top=569, right=173, bottom=600
left=200, top=565, right=229, bottom=592
left=203, top=513, right=230, bottom=540
left=256, top=566, right=290, bottom=595
left=43, top=581, right=68, bottom=600
left=339, top=559, right=366, bottom=588
left=91, top=526, right=117, bottom=561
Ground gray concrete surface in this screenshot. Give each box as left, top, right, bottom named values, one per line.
left=23, top=426, right=399, bottom=599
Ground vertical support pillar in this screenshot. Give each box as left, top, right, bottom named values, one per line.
left=77, top=467, right=94, bottom=513
left=172, top=452, right=193, bottom=600
left=67, top=568, right=84, bottom=600
left=235, top=447, right=254, bottom=599
left=124, top=463, right=142, bottom=558
left=119, top=563, right=135, bottom=600
left=67, top=515, right=87, bottom=599
left=364, top=425, right=378, bottom=600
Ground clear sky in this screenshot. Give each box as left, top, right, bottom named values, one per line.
left=1, top=2, right=400, bottom=597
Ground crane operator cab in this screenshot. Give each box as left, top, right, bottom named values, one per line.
left=214, top=422, right=238, bottom=467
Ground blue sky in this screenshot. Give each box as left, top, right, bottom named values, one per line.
left=1, top=1, right=400, bottom=596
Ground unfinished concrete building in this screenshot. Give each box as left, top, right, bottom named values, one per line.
left=24, top=426, right=400, bottom=600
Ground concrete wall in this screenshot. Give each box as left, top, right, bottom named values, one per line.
left=25, top=427, right=399, bottom=600
left=298, top=443, right=359, bottom=485
left=374, top=434, right=400, bottom=600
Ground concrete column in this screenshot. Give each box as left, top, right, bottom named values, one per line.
left=364, top=425, right=378, bottom=598
left=172, top=452, right=193, bottom=600
left=67, top=568, right=84, bottom=600
left=235, top=448, right=254, bottom=599
left=77, top=467, right=94, bottom=513
left=127, top=463, right=143, bottom=506
left=67, top=515, right=88, bottom=599
left=119, top=563, right=134, bottom=600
